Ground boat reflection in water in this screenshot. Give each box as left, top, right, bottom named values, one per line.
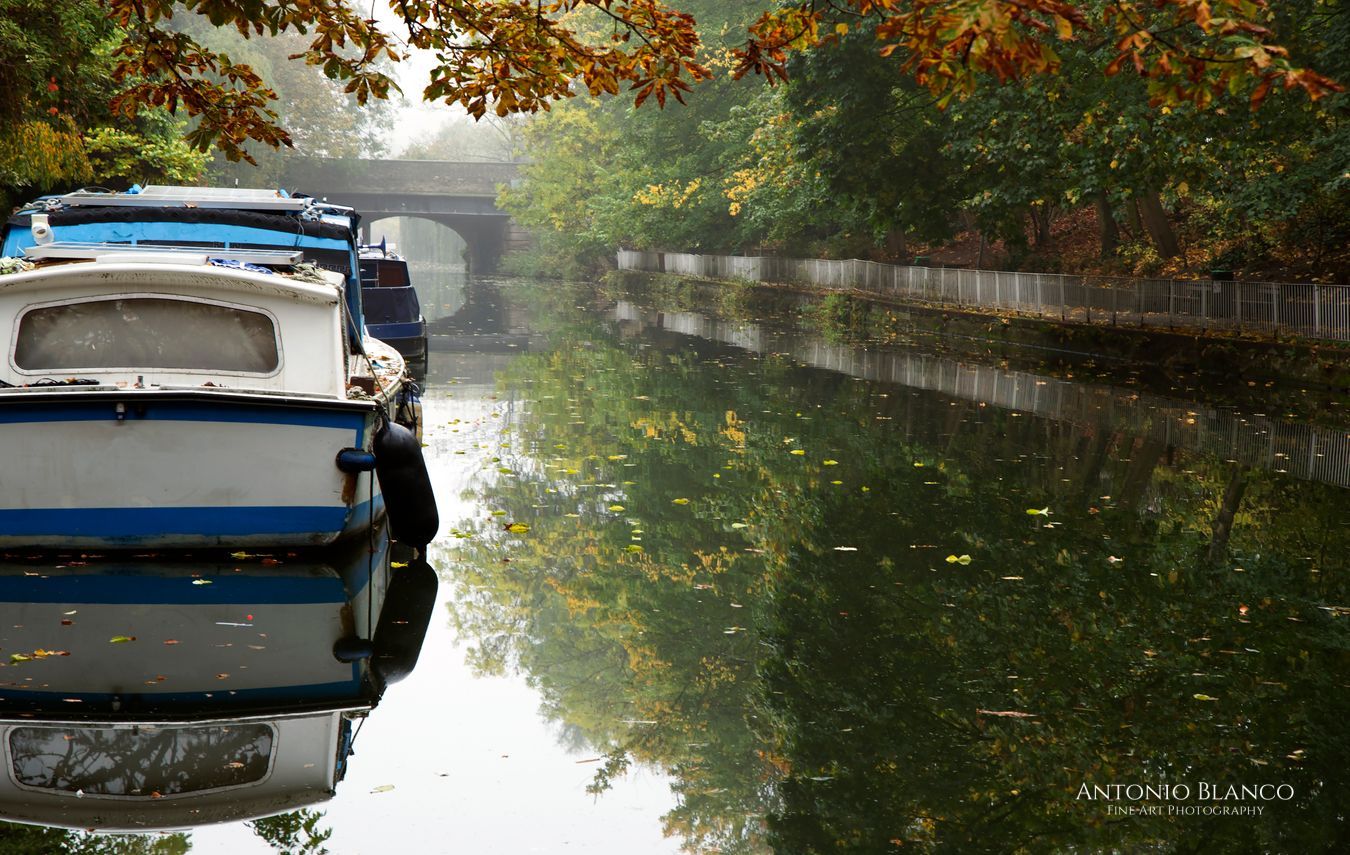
left=0, top=535, right=437, bottom=831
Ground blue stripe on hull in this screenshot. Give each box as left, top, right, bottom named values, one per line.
left=0, top=401, right=368, bottom=430
left=0, top=506, right=348, bottom=538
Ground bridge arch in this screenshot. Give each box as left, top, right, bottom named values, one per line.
left=279, top=157, right=526, bottom=273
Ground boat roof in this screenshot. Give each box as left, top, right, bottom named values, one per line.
left=34, top=185, right=353, bottom=216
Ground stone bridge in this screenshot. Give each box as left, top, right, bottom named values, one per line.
left=280, top=157, right=526, bottom=272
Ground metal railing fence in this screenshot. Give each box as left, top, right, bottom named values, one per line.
left=616, top=250, right=1350, bottom=342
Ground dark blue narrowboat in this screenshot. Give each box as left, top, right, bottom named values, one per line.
left=359, top=243, right=428, bottom=367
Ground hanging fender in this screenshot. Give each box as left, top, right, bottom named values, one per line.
left=372, top=421, right=439, bottom=547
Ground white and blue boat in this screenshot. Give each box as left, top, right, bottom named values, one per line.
left=0, top=186, right=436, bottom=550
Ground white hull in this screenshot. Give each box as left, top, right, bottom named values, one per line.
left=0, top=390, right=383, bottom=548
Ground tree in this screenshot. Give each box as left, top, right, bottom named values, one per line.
left=89, top=1, right=1340, bottom=162
left=0, top=0, right=206, bottom=208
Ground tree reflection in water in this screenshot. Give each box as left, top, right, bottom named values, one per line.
left=443, top=287, right=1350, bottom=852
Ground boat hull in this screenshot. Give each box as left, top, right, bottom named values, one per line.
left=0, top=391, right=381, bottom=549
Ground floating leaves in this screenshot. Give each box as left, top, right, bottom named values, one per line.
left=671, top=497, right=690, bottom=505
left=790, top=449, right=806, bottom=456
left=945, top=554, right=973, bottom=565
left=371, top=784, right=395, bottom=793
left=1193, top=693, right=1219, bottom=702
left=504, top=522, right=530, bottom=534
left=191, top=579, right=213, bottom=586
left=608, top=504, right=626, bottom=512
left=624, top=544, right=644, bottom=553
left=109, top=635, right=136, bottom=644
left=822, top=459, right=839, bottom=466
left=1026, top=507, right=1051, bottom=516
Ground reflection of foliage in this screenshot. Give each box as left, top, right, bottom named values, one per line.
left=0, top=823, right=188, bottom=854
left=448, top=289, right=1350, bottom=852
left=248, top=810, right=332, bottom=855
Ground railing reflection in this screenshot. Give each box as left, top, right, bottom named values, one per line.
left=616, top=301, right=1350, bottom=488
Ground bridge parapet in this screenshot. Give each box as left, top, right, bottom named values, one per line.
left=281, top=157, right=522, bottom=198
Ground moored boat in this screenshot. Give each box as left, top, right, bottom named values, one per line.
left=359, top=242, right=429, bottom=368
left=0, top=186, right=437, bottom=550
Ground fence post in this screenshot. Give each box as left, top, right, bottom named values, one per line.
left=1168, top=282, right=1175, bottom=329
left=1314, top=284, right=1321, bottom=337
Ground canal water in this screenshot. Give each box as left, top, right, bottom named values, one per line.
left=10, top=275, right=1350, bottom=852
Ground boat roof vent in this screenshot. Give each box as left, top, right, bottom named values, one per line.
left=23, top=242, right=305, bottom=265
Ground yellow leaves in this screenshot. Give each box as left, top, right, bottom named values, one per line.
left=945, top=554, right=973, bottom=565
left=671, top=498, right=691, bottom=505
left=790, top=449, right=806, bottom=456
left=109, top=636, right=136, bottom=644
left=631, top=178, right=703, bottom=209
left=608, top=504, right=627, bottom=512
left=1193, top=693, right=1219, bottom=702
left=504, top=522, right=530, bottom=534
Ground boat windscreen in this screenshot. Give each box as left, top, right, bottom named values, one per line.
left=14, top=298, right=280, bottom=373
left=9, top=723, right=273, bottom=796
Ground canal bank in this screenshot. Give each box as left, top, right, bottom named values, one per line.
left=604, top=267, right=1350, bottom=392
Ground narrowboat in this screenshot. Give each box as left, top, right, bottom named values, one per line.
left=0, top=540, right=439, bottom=830
left=359, top=243, right=428, bottom=368
left=0, top=186, right=437, bottom=550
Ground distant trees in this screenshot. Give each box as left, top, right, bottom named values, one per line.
left=501, top=1, right=1348, bottom=280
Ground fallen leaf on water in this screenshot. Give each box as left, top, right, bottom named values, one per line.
left=109, top=636, right=136, bottom=644
left=608, top=504, right=626, bottom=512
left=945, top=554, right=973, bottom=565
left=977, top=709, right=1038, bottom=718
left=371, top=784, right=395, bottom=793
left=822, top=459, right=839, bottom=466
left=391, top=561, right=408, bottom=569
left=1193, top=693, right=1219, bottom=702
left=9, top=654, right=30, bottom=663
left=834, top=546, right=858, bottom=552
left=191, top=579, right=212, bottom=586
left=1026, top=507, right=1051, bottom=516
left=731, top=522, right=748, bottom=529
left=672, top=498, right=690, bottom=505
left=504, top=522, right=530, bottom=534
left=624, top=545, right=644, bottom=553
left=162, top=639, right=179, bottom=645
left=790, top=449, right=806, bottom=456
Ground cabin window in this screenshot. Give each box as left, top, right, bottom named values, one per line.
left=13, top=297, right=279, bottom=373
left=9, top=724, right=274, bottom=796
